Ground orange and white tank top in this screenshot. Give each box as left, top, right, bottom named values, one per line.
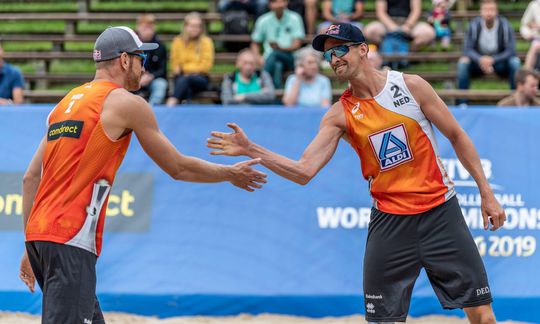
left=26, top=81, right=132, bottom=256
left=341, top=71, right=454, bottom=215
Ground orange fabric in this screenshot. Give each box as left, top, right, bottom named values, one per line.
left=341, top=89, right=451, bottom=215
left=26, top=81, right=132, bottom=255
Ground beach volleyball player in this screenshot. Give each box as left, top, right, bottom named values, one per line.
left=207, top=23, right=506, bottom=323
left=19, top=26, right=266, bottom=324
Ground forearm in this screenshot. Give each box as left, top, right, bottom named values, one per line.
left=246, top=143, right=311, bottom=184
left=22, top=174, right=40, bottom=231
left=173, top=155, right=233, bottom=183
left=451, top=131, right=492, bottom=197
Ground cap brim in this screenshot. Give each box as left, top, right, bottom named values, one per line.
left=139, top=42, right=159, bottom=51
left=312, top=34, right=352, bottom=51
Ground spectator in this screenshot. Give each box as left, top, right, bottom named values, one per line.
left=288, top=0, right=318, bottom=35
left=427, top=0, right=451, bottom=49
left=521, top=0, right=540, bottom=70
left=218, top=0, right=257, bottom=14
left=167, top=12, right=215, bottom=106
left=0, top=41, right=24, bottom=105
left=135, top=14, right=168, bottom=105
left=221, top=48, right=276, bottom=105
left=282, top=46, right=332, bottom=107
left=363, top=0, right=435, bottom=49
left=497, top=68, right=540, bottom=107
left=251, top=0, right=305, bottom=89
left=318, top=0, right=364, bottom=34
left=456, top=0, right=520, bottom=104
left=367, top=44, right=388, bottom=71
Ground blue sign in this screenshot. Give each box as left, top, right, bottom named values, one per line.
left=0, top=105, right=538, bottom=322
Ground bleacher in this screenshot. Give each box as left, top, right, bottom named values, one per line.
left=0, top=0, right=533, bottom=105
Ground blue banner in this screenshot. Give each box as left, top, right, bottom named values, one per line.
left=0, top=105, right=538, bottom=322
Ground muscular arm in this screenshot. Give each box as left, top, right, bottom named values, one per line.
left=209, top=102, right=346, bottom=185
left=101, top=90, right=265, bottom=190
left=22, top=137, right=46, bottom=230
left=406, top=74, right=506, bottom=230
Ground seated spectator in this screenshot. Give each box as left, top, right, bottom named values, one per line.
left=497, top=68, right=540, bottom=107
left=288, top=0, right=319, bottom=35
left=167, top=12, right=214, bottom=106
left=134, top=14, right=168, bottom=105
left=221, top=48, right=275, bottom=105
left=521, top=0, right=540, bottom=71
left=363, top=0, right=435, bottom=49
left=427, top=0, right=451, bottom=49
left=0, top=40, right=24, bottom=105
left=456, top=0, right=520, bottom=105
left=317, top=0, right=364, bottom=35
left=282, top=47, right=332, bottom=108
left=251, top=0, right=305, bottom=89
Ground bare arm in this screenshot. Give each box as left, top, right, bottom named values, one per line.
left=278, top=39, right=303, bottom=53
left=282, top=74, right=303, bottom=107
left=350, top=1, right=365, bottom=21
left=22, top=137, right=46, bottom=231
left=376, top=0, right=398, bottom=31
left=12, top=87, right=24, bottom=104
left=208, top=102, right=346, bottom=185
left=20, top=136, right=46, bottom=293
left=404, top=0, right=422, bottom=29
left=321, top=0, right=337, bottom=22
left=101, top=90, right=266, bottom=191
left=406, top=74, right=506, bottom=231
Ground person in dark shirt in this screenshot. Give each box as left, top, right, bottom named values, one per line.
left=456, top=0, right=520, bottom=104
left=363, top=0, right=435, bottom=49
left=135, top=14, right=168, bottom=105
left=0, top=40, right=24, bottom=104
left=497, top=68, right=540, bottom=107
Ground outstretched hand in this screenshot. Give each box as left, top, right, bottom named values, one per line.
left=208, top=123, right=251, bottom=157
left=19, top=251, right=35, bottom=293
left=229, top=158, right=267, bottom=192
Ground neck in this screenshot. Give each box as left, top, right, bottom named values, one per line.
left=239, top=72, right=252, bottom=82
left=514, top=91, right=530, bottom=106
left=348, top=66, right=387, bottom=99
left=274, top=10, right=284, bottom=19
left=485, top=19, right=495, bottom=29
left=94, top=68, right=125, bottom=88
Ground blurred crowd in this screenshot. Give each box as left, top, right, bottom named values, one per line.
left=1, top=0, right=540, bottom=107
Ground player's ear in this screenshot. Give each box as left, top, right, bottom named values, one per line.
left=120, top=52, right=130, bottom=70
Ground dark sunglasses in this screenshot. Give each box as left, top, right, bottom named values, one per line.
left=323, top=43, right=362, bottom=62
left=125, top=52, right=147, bottom=67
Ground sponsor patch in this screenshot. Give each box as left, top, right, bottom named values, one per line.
left=93, top=49, right=101, bottom=61
left=47, top=120, right=84, bottom=141
left=326, top=24, right=340, bottom=35
left=368, top=123, right=413, bottom=170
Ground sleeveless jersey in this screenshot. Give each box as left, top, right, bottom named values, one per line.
left=25, top=81, right=132, bottom=256
left=341, top=71, right=454, bottom=215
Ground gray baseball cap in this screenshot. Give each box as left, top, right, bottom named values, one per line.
left=93, top=26, right=159, bottom=62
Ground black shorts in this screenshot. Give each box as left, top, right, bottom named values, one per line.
left=25, top=241, right=105, bottom=324
left=363, top=196, right=492, bottom=322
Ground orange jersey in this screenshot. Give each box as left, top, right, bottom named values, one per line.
left=341, top=71, right=454, bottom=214
left=26, top=81, right=132, bottom=256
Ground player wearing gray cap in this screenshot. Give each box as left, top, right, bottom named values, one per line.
left=19, top=26, right=267, bottom=324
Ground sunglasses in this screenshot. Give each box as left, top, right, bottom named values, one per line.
left=323, top=43, right=362, bottom=62
left=125, top=52, right=148, bottom=67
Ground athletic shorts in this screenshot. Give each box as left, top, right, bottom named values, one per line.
left=363, top=196, right=492, bottom=322
left=25, top=241, right=105, bottom=324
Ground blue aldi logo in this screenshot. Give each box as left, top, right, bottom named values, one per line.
left=368, top=124, right=414, bottom=171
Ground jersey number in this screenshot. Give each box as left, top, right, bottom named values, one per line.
left=64, top=93, right=84, bottom=113
left=390, top=85, right=403, bottom=98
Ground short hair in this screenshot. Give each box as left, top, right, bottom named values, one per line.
left=480, top=0, right=496, bottom=6
left=294, top=46, right=322, bottom=67
left=95, top=59, right=116, bottom=70
left=515, top=68, right=540, bottom=85
left=236, top=48, right=256, bottom=61
left=137, top=13, right=156, bottom=25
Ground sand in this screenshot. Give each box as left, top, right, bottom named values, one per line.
left=0, top=312, right=530, bottom=324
